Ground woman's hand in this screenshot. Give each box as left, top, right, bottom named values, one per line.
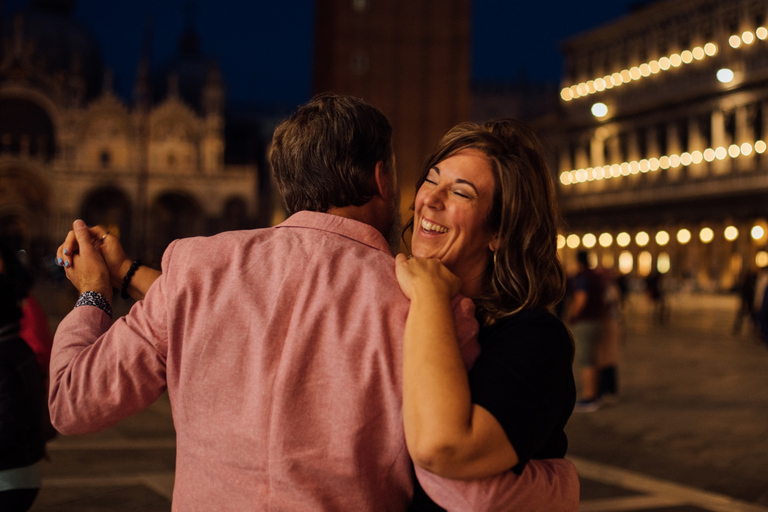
left=395, top=254, right=461, bottom=301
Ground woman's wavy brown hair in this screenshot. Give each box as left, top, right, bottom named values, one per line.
left=405, top=119, right=565, bottom=325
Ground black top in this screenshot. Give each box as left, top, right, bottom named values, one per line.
left=409, top=308, right=576, bottom=511
left=0, top=324, right=47, bottom=472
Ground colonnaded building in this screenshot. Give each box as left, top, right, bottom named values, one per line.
left=555, top=0, right=768, bottom=291
left=0, top=0, right=259, bottom=269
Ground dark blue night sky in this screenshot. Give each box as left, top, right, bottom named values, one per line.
left=2, top=0, right=644, bottom=105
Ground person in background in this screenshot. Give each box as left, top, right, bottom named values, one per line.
left=0, top=239, right=47, bottom=511
left=565, top=250, right=607, bottom=412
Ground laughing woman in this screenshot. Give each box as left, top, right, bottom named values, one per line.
left=396, top=119, right=578, bottom=511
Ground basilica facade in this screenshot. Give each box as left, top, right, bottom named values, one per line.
left=555, top=0, right=768, bottom=291
left=0, top=1, right=258, bottom=269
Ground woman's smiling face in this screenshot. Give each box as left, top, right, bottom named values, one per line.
left=411, top=148, right=498, bottom=293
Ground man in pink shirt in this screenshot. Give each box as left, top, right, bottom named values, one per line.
left=50, top=94, right=482, bottom=511
left=51, top=94, right=578, bottom=510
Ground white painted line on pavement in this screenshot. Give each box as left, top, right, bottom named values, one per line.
left=570, top=456, right=768, bottom=512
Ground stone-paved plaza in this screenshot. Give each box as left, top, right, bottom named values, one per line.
left=26, top=283, right=768, bottom=511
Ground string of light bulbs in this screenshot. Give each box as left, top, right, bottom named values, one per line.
left=560, top=27, right=768, bottom=102
left=560, top=140, right=767, bottom=185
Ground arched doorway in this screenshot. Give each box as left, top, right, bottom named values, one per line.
left=80, top=186, right=133, bottom=251
left=0, top=97, right=56, bottom=161
left=149, top=192, right=204, bottom=265
left=0, top=166, right=51, bottom=270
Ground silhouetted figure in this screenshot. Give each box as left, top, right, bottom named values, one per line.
left=566, top=250, right=607, bottom=412
left=0, top=240, right=46, bottom=511
left=645, top=271, right=667, bottom=325
left=733, top=268, right=757, bottom=335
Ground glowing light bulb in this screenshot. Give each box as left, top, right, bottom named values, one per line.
left=680, top=152, right=692, bottom=166
left=620, top=162, right=631, bottom=176
left=704, top=43, right=717, bottom=56
left=636, top=231, right=650, bottom=247
left=728, top=144, right=741, bottom=158
left=591, top=102, right=608, bottom=118
left=620, top=70, right=631, bottom=83
left=566, top=234, right=580, bottom=248
left=599, top=233, right=613, bottom=247
left=729, top=35, right=742, bottom=48
left=717, top=68, right=734, bottom=83
left=692, top=47, right=705, bottom=60
left=755, top=140, right=767, bottom=153
left=703, top=148, right=716, bottom=162
left=691, top=151, right=703, bottom=164
left=669, top=154, right=681, bottom=167
left=557, top=234, right=566, bottom=249
left=639, top=159, right=650, bottom=172
left=639, top=63, right=651, bottom=76
left=561, top=88, right=573, bottom=101
left=669, top=53, right=682, bottom=67
left=724, top=226, right=739, bottom=241
left=649, top=60, right=661, bottom=73
left=560, top=172, right=572, bottom=185
left=657, top=252, right=671, bottom=274
left=677, top=228, right=691, bottom=244
left=630, top=67, right=641, bottom=80
left=757, top=251, right=768, bottom=268
left=582, top=233, right=597, bottom=248
left=699, top=227, right=714, bottom=243
left=648, top=157, right=660, bottom=171
left=741, top=143, right=753, bottom=156
left=612, top=72, right=623, bottom=85
left=616, top=232, right=631, bottom=247
left=656, top=231, right=670, bottom=246
left=742, top=31, right=754, bottom=44
left=757, top=27, right=768, bottom=40
left=715, top=147, right=728, bottom=160
left=659, top=156, right=670, bottom=169
left=681, top=50, right=693, bottom=63
left=595, top=78, right=606, bottom=91
left=659, top=57, right=671, bottom=70
left=587, top=80, right=596, bottom=93
left=751, top=225, right=765, bottom=240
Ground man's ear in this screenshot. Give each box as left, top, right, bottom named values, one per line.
left=374, top=161, right=392, bottom=200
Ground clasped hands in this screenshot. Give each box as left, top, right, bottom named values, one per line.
left=56, top=220, right=132, bottom=302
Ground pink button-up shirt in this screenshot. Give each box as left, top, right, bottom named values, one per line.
left=50, top=211, right=481, bottom=511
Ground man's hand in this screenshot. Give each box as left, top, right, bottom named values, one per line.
left=57, top=220, right=113, bottom=301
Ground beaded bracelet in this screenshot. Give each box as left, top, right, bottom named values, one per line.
left=75, top=291, right=113, bottom=319
left=121, top=260, right=143, bottom=300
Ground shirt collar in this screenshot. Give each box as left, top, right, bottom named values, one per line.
left=277, top=211, right=393, bottom=255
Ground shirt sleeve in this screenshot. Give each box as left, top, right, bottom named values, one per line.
left=414, top=458, right=579, bottom=512
left=469, top=314, right=574, bottom=473
left=48, top=243, right=176, bottom=436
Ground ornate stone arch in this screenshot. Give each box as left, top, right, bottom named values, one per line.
left=0, top=162, right=51, bottom=266
left=148, top=190, right=204, bottom=264
left=79, top=185, right=133, bottom=247
left=0, top=89, right=58, bottom=161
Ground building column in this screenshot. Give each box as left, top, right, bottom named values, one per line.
left=666, top=122, right=682, bottom=181
left=711, top=110, right=729, bottom=175
left=688, top=116, right=706, bottom=179
left=734, top=105, right=752, bottom=172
